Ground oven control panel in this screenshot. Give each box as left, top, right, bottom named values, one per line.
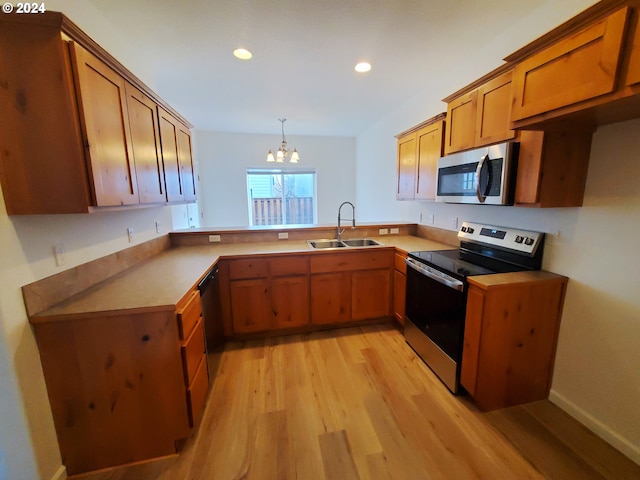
left=458, top=221, right=544, bottom=255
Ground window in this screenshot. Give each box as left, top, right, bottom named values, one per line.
left=247, top=169, right=317, bottom=226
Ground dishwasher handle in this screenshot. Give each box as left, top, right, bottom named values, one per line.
left=197, top=265, right=218, bottom=293
left=405, top=258, right=464, bottom=292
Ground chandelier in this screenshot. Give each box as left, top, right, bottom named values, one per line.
left=267, top=118, right=300, bottom=163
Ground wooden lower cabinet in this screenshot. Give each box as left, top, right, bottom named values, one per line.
left=272, top=275, right=310, bottom=328
left=229, top=278, right=272, bottom=333
left=352, top=269, right=391, bottom=320
left=30, top=290, right=209, bottom=476
left=460, top=272, right=568, bottom=411
left=310, top=250, right=394, bottom=326
left=223, top=250, right=394, bottom=335
left=393, top=252, right=408, bottom=325
left=310, top=272, right=351, bottom=325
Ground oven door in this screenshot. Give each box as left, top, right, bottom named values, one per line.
left=436, top=141, right=517, bottom=205
left=404, top=258, right=467, bottom=393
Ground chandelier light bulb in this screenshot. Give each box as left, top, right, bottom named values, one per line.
left=267, top=118, right=300, bottom=163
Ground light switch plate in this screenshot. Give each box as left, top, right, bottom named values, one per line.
left=209, top=235, right=221, bottom=243
left=278, top=232, right=289, bottom=240
left=390, top=228, right=399, bottom=235
left=127, top=227, right=134, bottom=243
left=379, top=228, right=389, bottom=235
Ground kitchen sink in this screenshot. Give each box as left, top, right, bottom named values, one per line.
left=307, top=238, right=383, bottom=249
left=341, top=238, right=382, bottom=247
left=307, top=239, right=347, bottom=249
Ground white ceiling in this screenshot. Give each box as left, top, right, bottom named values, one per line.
left=86, top=0, right=560, bottom=136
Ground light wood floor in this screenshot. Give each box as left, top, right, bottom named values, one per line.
left=77, top=324, right=640, bottom=480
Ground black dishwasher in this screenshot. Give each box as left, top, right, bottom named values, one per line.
left=198, top=265, right=224, bottom=380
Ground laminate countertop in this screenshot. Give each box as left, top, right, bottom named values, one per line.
left=32, top=235, right=453, bottom=321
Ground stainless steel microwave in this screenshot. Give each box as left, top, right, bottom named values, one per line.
left=435, top=141, right=519, bottom=205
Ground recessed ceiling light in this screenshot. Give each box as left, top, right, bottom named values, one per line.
left=233, top=48, right=253, bottom=60
left=355, top=62, right=372, bottom=73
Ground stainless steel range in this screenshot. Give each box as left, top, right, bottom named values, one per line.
left=403, top=221, right=545, bottom=393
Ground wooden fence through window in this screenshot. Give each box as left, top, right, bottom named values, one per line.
left=252, top=197, right=314, bottom=225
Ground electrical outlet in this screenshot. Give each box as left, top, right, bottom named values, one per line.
left=209, top=235, right=221, bottom=243
left=379, top=228, right=389, bottom=235
left=127, top=227, right=134, bottom=243
left=155, top=221, right=161, bottom=233
left=278, top=232, right=289, bottom=240
left=452, top=217, right=458, bottom=229
left=390, top=228, right=399, bottom=235
left=53, top=244, right=65, bottom=266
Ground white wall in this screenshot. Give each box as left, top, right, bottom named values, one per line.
left=195, top=131, right=356, bottom=227
left=354, top=0, right=640, bottom=463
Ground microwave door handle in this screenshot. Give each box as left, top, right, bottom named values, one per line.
left=475, top=154, right=489, bottom=203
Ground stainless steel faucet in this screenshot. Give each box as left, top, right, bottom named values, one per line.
left=337, top=201, right=356, bottom=241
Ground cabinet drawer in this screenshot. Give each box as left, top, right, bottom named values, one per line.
left=310, top=251, right=394, bottom=273
left=177, top=290, right=201, bottom=340
left=269, top=256, right=309, bottom=276
left=394, top=253, right=407, bottom=274
left=182, top=317, right=205, bottom=385
left=186, top=356, right=209, bottom=428
left=228, top=258, right=269, bottom=279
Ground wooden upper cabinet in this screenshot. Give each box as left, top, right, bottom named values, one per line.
left=444, top=69, right=514, bottom=155
left=415, top=120, right=445, bottom=200
left=511, top=7, right=629, bottom=123
left=475, top=70, right=515, bottom=146
left=159, top=107, right=196, bottom=203
left=396, top=114, right=445, bottom=200
left=0, top=12, right=195, bottom=214
left=125, top=83, right=166, bottom=204
left=396, top=133, right=417, bottom=199
left=444, top=90, right=477, bottom=154
left=177, top=124, right=197, bottom=201
left=70, top=42, right=139, bottom=207
left=624, top=9, right=640, bottom=87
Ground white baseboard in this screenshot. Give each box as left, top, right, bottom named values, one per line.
left=549, top=389, right=640, bottom=465
left=50, top=465, right=66, bottom=480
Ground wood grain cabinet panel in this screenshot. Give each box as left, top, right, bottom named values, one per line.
left=310, top=272, right=351, bottom=325
left=70, top=41, right=139, bottom=207
left=352, top=269, right=391, bottom=320
left=181, top=317, right=206, bottom=385
left=230, top=278, right=272, bottom=333
left=445, top=91, right=477, bottom=154
left=475, top=70, right=516, bottom=146
left=158, top=107, right=197, bottom=203
left=461, top=274, right=568, bottom=411
left=186, top=355, right=209, bottom=428
left=393, top=252, right=407, bottom=326
left=625, top=10, right=640, bottom=86
left=511, top=7, right=629, bottom=122
left=125, top=83, right=166, bottom=204
left=271, top=276, right=310, bottom=328
left=32, top=311, right=190, bottom=475
left=396, top=133, right=417, bottom=199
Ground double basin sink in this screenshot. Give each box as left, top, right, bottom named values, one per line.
left=307, top=238, right=383, bottom=249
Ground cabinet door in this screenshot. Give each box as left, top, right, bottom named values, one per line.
left=352, top=269, right=391, bottom=320
left=460, top=287, right=485, bottom=396
left=511, top=7, right=629, bottom=122
left=125, top=83, right=166, bottom=204
left=393, top=269, right=406, bottom=325
left=310, top=273, right=350, bottom=325
left=415, top=120, right=444, bottom=200
left=271, top=276, right=310, bottom=329
left=475, top=70, right=515, bottom=147
left=158, top=107, right=184, bottom=202
left=625, top=12, right=640, bottom=87
left=445, top=90, right=477, bottom=154
left=177, top=124, right=197, bottom=201
left=70, top=42, right=139, bottom=206
left=396, top=133, right=417, bottom=200
left=230, top=279, right=271, bottom=333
